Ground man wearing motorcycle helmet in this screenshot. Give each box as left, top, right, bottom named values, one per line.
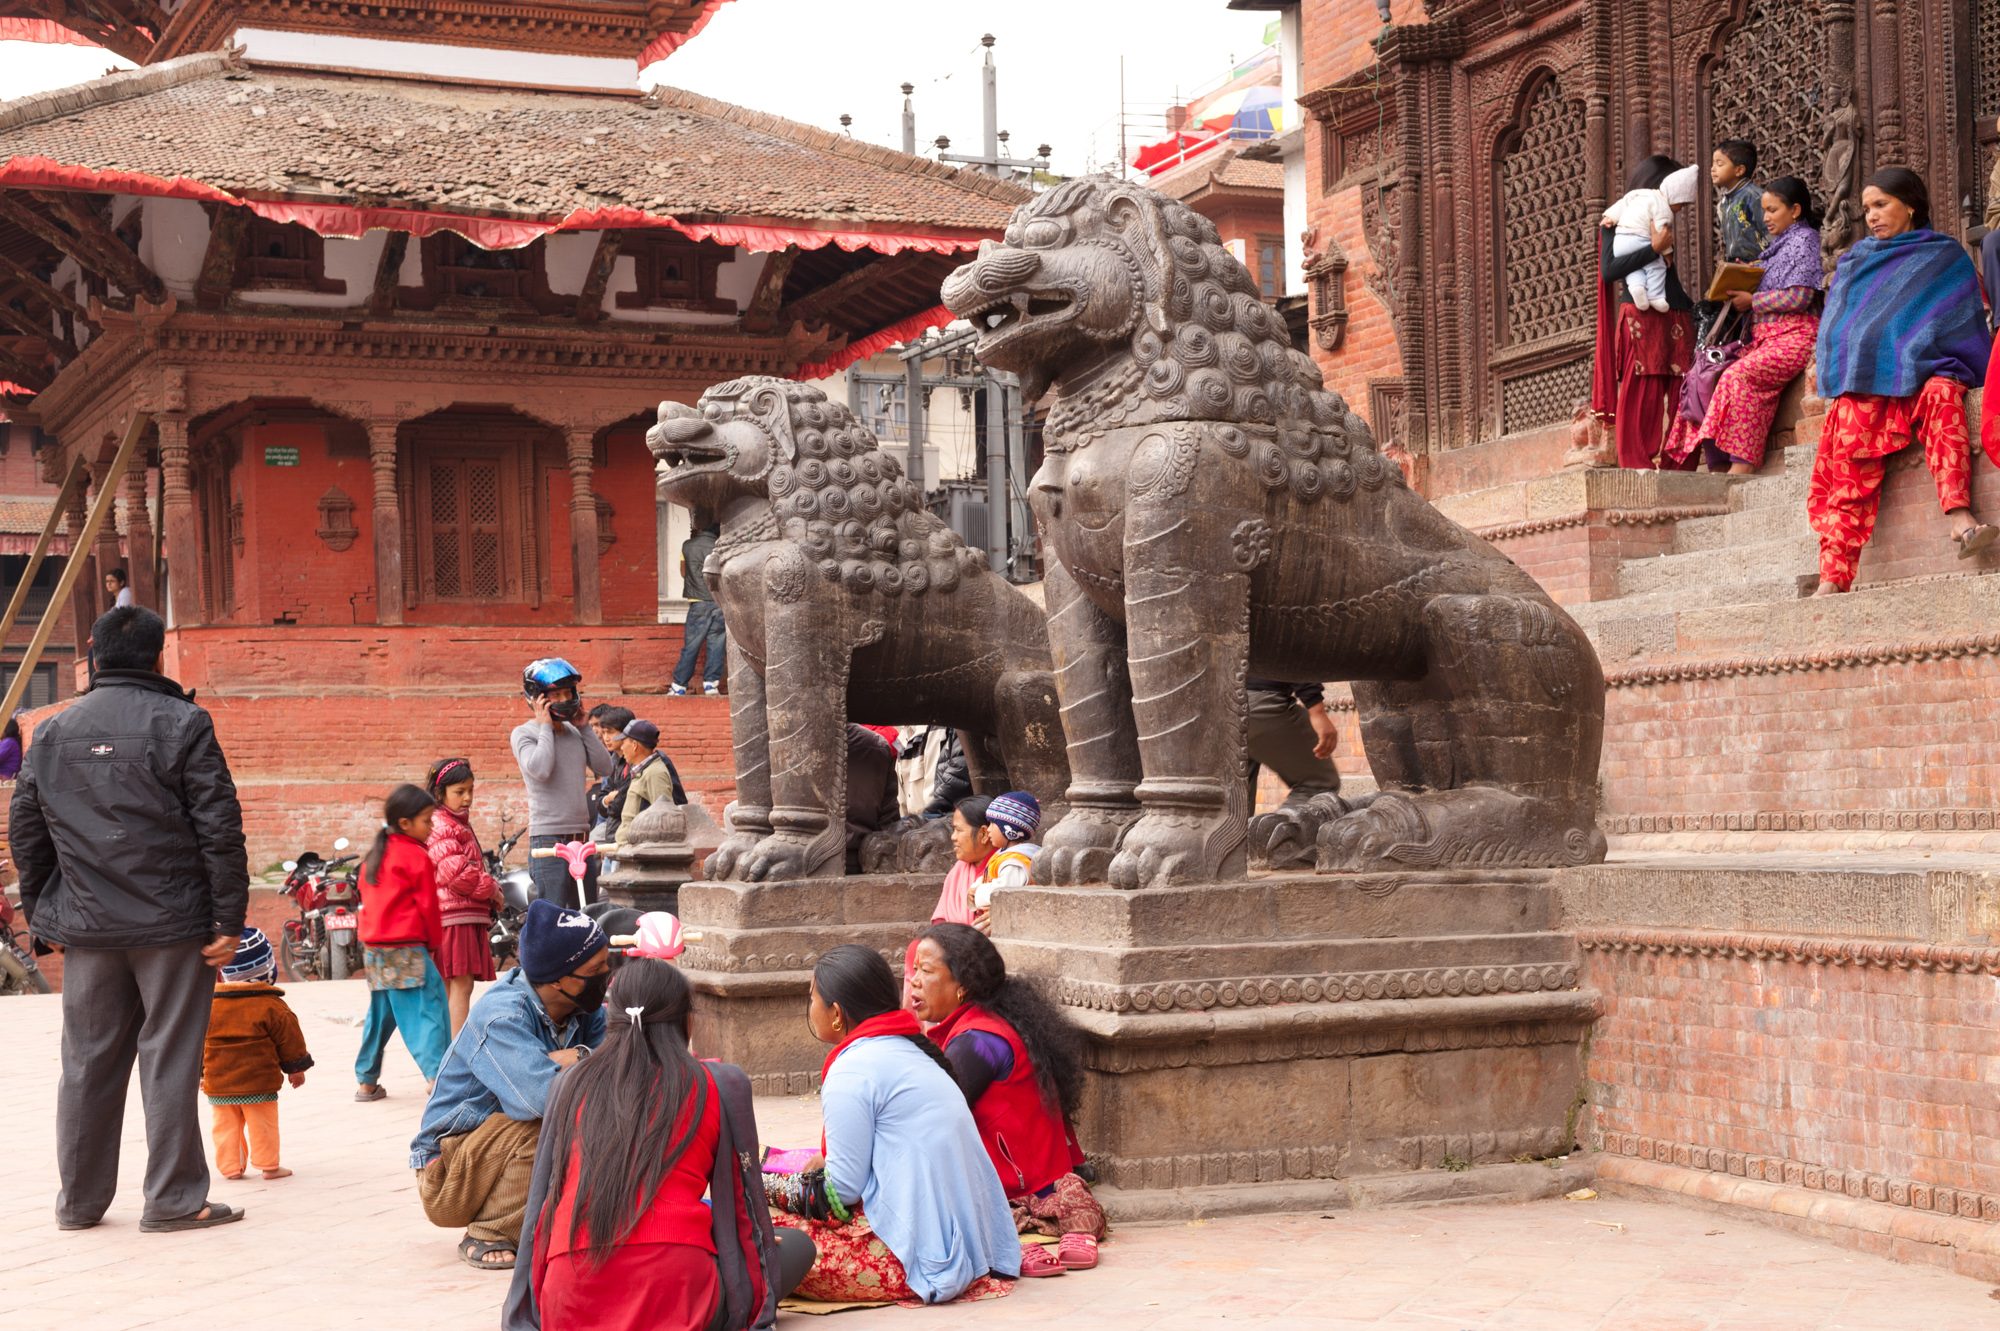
left=510, top=659, right=616, bottom=909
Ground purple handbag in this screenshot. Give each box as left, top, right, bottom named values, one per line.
left=1678, top=309, right=1750, bottom=423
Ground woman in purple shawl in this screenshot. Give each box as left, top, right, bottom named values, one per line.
left=1665, top=176, right=1826, bottom=473
left=1807, top=168, right=1998, bottom=595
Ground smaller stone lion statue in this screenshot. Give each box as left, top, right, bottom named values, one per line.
left=648, top=376, right=1068, bottom=882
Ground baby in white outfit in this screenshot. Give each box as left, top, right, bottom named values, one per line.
left=1602, top=165, right=1700, bottom=312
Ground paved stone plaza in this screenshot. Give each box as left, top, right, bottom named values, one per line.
left=3, top=981, right=1995, bottom=1330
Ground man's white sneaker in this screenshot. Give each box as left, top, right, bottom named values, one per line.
left=668, top=683, right=689, bottom=697
left=703, top=682, right=722, bottom=697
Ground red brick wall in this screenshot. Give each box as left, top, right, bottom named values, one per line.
left=1300, top=0, right=1429, bottom=433
left=1580, top=937, right=2000, bottom=1268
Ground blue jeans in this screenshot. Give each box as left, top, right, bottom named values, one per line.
left=529, top=834, right=599, bottom=909
left=673, top=600, right=727, bottom=687
left=354, top=951, right=450, bottom=1085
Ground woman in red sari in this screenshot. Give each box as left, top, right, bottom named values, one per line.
left=505, top=959, right=815, bottom=1331
left=1592, top=155, right=1698, bottom=470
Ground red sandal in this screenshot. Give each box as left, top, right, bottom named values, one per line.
left=1057, top=1234, right=1099, bottom=1270
left=1018, top=1242, right=1068, bottom=1278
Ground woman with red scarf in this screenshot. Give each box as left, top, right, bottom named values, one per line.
left=769, top=945, right=1024, bottom=1304
left=503, top=959, right=814, bottom=1331
left=1592, top=155, right=1698, bottom=470
left=910, top=923, right=1106, bottom=1276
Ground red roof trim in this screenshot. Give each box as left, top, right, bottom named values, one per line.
left=0, top=18, right=104, bottom=46
left=795, top=302, right=955, bottom=382
left=0, top=156, right=991, bottom=255
left=638, top=0, right=735, bottom=69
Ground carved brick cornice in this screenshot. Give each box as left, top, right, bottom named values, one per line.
left=153, top=0, right=705, bottom=62
left=1603, top=808, right=2000, bottom=836
left=1471, top=504, right=1730, bottom=542
left=1374, top=16, right=1467, bottom=66
left=1101, top=1124, right=1568, bottom=1191
left=1051, top=961, right=1578, bottom=1015
left=1604, top=631, right=2000, bottom=690
left=1592, top=1133, right=2000, bottom=1224
left=1577, top=928, right=2000, bottom=975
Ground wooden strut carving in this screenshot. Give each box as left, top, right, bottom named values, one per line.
left=941, top=177, right=1609, bottom=887
left=647, top=376, right=1070, bottom=882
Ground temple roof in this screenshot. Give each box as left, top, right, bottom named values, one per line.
left=1154, top=147, right=1284, bottom=203
left=0, top=54, right=1028, bottom=247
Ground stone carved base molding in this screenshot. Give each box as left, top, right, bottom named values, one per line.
left=1053, top=960, right=1580, bottom=1015
left=1098, top=1124, right=1569, bottom=1193
left=1603, top=808, right=2000, bottom=836
left=1081, top=1010, right=1597, bottom=1075
left=1595, top=1131, right=1999, bottom=1220
left=1577, top=929, right=2000, bottom=976
left=1604, top=630, right=2000, bottom=690
left=1472, top=505, right=1730, bottom=543
left=1593, top=1152, right=2000, bottom=1282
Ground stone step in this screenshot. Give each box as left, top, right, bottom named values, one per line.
left=1670, top=497, right=1811, bottom=553
left=1437, top=464, right=1733, bottom=537
left=1614, top=534, right=1821, bottom=599
left=1729, top=445, right=1818, bottom=512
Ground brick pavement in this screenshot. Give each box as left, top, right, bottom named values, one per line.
left=4, top=981, right=1996, bottom=1330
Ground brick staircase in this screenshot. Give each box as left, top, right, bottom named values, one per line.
left=1422, top=396, right=2000, bottom=855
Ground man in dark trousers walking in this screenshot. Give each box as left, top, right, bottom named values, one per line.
left=668, top=517, right=725, bottom=697
left=9, top=605, right=251, bottom=1233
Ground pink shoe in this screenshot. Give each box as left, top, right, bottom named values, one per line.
left=1057, top=1234, right=1099, bottom=1270
left=1018, top=1243, right=1067, bottom=1278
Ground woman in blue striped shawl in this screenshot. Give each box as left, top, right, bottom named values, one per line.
left=1808, top=168, right=1999, bottom=594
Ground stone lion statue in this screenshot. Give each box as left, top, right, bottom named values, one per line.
left=647, top=376, right=1068, bottom=882
left=940, top=176, right=1607, bottom=887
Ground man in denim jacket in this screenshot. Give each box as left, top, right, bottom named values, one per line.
left=409, top=900, right=608, bottom=1271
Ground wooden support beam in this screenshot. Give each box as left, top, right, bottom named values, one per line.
left=368, top=231, right=408, bottom=316
left=574, top=230, right=622, bottom=322
left=193, top=205, right=249, bottom=309
left=0, top=348, right=51, bottom=392
left=742, top=248, right=798, bottom=332
left=0, top=292, right=77, bottom=358
left=776, top=254, right=900, bottom=327
left=0, top=251, right=97, bottom=330
left=29, top=191, right=166, bottom=304
left=0, top=410, right=148, bottom=721
left=0, top=454, right=84, bottom=650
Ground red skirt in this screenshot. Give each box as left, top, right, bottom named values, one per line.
left=435, top=921, right=496, bottom=981
left=540, top=1240, right=719, bottom=1331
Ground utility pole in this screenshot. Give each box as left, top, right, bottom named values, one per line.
left=936, top=35, right=1051, bottom=181
left=900, top=82, right=916, bottom=155
left=981, top=380, right=1007, bottom=573
left=903, top=352, right=926, bottom=496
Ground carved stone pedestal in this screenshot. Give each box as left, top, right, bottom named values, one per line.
left=995, top=871, right=1599, bottom=1219
left=599, top=800, right=722, bottom=916
left=676, top=873, right=939, bottom=1094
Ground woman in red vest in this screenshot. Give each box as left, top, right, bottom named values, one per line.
left=909, top=923, right=1106, bottom=1274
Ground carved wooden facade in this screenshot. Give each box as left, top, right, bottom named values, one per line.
left=1304, top=0, right=1987, bottom=458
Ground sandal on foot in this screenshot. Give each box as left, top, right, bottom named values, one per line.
left=459, top=1235, right=516, bottom=1271
left=354, top=1085, right=387, bottom=1102
left=1057, top=1234, right=1099, bottom=1270
left=1018, top=1243, right=1067, bottom=1278
left=1955, top=523, right=1999, bottom=559
left=139, top=1202, right=243, bottom=1233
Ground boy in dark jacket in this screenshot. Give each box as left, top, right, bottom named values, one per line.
left=203, top=928, right=313, bottom=1180
left=9, top=606, right=250, bottom=1233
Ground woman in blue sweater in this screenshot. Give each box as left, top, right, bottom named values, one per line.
left=769, top=945, right=1024, bottom=1303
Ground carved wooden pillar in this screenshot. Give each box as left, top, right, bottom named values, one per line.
left=1820, top=1, right=1863, bottom=264
left=1868, top=0, right=1902, bottom=165
left=158, top=413, right=201, bottom=627
left=63, top=482, right=95, bottom=655
left=123, top=454, right=156, bottom=609
left=368, top=418, right=404, bottom=626
left=564, top=425, right=603, bottom=626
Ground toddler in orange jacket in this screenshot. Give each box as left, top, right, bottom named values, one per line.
left=203, top=927, right=314, bottom=1180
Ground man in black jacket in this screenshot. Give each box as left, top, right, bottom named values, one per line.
left=10, top=606, right=250, bottom=1234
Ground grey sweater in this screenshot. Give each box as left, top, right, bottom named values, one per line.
left=509, top=719, right=615, bottom=836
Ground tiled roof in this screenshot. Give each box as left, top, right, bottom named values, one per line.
left=1154, top=148, right=1284, bottom=201
left=0, top=54, right=1030, bottom=234
left=0, top=495, right=55, bottom=536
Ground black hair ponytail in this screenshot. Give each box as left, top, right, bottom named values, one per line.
left=812, top=944, right=955, bottom=1081
left=363, top=782, right=437, bottom=885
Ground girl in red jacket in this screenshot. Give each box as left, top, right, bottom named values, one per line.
left=355, top=783, right=450, bottom=1102
left=425, top=756, right=501, bottom=1037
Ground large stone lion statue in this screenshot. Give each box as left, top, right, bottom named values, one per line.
left=647, top=376, right=1068, bottom=882
left=940, top=176, right=1607, bottom=888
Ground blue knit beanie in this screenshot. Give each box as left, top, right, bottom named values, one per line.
left=985, top=791, right=1041, bottom=842
left=519, top=898, right=608, bottom=985
left=223, top=926, right=277, bottom=984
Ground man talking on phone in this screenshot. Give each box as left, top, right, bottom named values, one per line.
left=510, top=658, right=616, bottom=908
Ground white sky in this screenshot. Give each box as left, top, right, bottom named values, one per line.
left=1, top=1, right=1275, bottom=175
left=648, top=1, right=1276, bottom=176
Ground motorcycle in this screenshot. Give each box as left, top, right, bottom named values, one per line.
left=0, top=868, right=51, bottom=995
left=278, top=837, right=362, bottom=981
left=486, top=821, right=533, bottom=970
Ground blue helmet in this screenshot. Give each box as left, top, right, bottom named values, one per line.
left=522, top=657, right=583, bottom=700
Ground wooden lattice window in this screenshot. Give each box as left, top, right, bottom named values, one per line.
left=1495, top=75, right=1591, bottom=350
left=417, top=451, right=521, bottom=601
left=1707, top=0, right=1826, bottom=187
left=236, top=218, right=344, bottom=293
left=1975, top=0, right=2000, bottom=222
left=615, top=234, right=734, bottom=312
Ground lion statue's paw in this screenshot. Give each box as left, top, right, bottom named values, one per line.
left=1032, top=806, right=1137, bottom=885
left=1248, top=792, right=1354, bottom=870
left=1106, top=808, right=1241, bottom=890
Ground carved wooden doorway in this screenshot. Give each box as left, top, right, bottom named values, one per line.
left=401, top=412, right=545, bottom=609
